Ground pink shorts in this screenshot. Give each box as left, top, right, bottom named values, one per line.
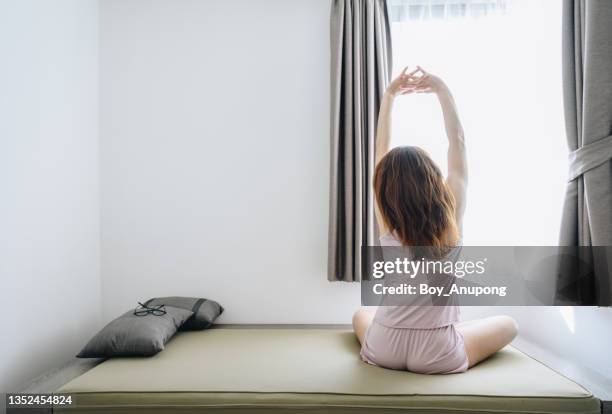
left=360, top=321, right=469, bottom=374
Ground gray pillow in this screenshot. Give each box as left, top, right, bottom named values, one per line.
left=144, top=296, right=223, bottom=330
left=77, top=306, right=193, bottom=358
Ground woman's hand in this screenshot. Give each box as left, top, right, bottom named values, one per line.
left=399, top=66, right=449, bottom=96
left=386, top=67, right=421, bottom=97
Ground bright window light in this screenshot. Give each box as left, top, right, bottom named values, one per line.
left=559, top=306, right=576, bottom=334
left=389, top=0, right=566, bottom=245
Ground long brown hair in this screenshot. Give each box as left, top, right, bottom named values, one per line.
left=374, top=146, right=459, bottom=249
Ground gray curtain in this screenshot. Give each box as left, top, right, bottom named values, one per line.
left=558, top=0, right=612, bottom=305
left=328, top=0, right=393, bottom=282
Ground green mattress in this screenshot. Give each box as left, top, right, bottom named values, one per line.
left=57, top=328, right=599, bottom=413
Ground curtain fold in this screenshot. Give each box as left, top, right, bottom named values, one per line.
left=558, top=0, right=612, bottom=305
left=328, top=0, right=392, bottom=282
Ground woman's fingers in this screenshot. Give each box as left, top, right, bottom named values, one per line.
left=407, top=67, right=426, bottom=79
left=394, top=66, right=433, bottom=94
left=400, top=84, right=418, bottom=93
left=402, top=78, right=421, bottom=87
left=400, top=81, right=433, bottom=94
left=404, top=72, right=428, bottom=84
left=400, top=85, right=426, bottom=94
left=401, top=67, right=419, bottom=78
left=400, top=67, right=420, bottom=83
left=413, top=73, right=430, bottom=83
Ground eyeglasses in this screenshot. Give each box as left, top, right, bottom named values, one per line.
left=133, top=302, right=167, bottom=316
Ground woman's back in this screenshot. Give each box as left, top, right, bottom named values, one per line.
left=373, top=232, right=460, bottom=329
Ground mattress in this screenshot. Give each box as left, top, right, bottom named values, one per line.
left=57, top=328, right=599, bottom=413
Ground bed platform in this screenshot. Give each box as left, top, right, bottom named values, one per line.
left=56, top=328, right=599, bottom=413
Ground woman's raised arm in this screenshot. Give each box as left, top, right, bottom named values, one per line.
left=375, top=68, right=420, bottom=165
left=374, top=68, right=419, bottom=234
left=404, top=67, right=468, bottom=227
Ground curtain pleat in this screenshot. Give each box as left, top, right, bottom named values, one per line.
left=558, top=0, right=612, bottom=305
left=328, top=0, right=392, bottom=282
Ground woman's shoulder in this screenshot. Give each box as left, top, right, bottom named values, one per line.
left=379, top=232, right=402, bottom=246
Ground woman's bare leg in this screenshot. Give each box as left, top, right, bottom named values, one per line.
left=456, top=315, right=518, bottom=368
left=352, top=307, right=375, bottom=345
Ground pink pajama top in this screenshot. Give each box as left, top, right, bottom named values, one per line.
left=373, top=233, right=460, bottom=329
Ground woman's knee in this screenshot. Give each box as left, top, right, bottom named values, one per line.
left=352, top=308, right=371, bottom=329
left=352, top=308, right=374, bottom=344
left=460, top=315, right=518, bottom=367
left=495, top=315, right=518, bottom=341
left=484, top=315, right=518, bottom=347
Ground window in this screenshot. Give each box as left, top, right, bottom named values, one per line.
left=389, top=0, right=566, bottom=245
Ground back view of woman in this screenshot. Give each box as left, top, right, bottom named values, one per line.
left=352, top=67, right=518, bottom=374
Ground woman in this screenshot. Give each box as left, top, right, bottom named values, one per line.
left=352, top=67, right=518, bottom=374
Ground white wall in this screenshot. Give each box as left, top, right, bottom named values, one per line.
left=99, top=0, right=361, bottom=323
left=0, top=0, right=100, bottom=393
